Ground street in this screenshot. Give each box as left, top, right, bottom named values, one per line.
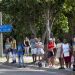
left=0, top=63, right=75, bottom=75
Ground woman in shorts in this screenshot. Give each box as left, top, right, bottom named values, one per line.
left=47, top=38, right=54, bottom=67
left=35, top=38, right=44, bottom=61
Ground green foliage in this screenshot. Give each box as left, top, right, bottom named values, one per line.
left=53, top=13, right=69, bottom=38
left=1, top=0, right=75, bottom=41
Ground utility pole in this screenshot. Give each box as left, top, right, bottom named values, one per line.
left=0, top=12, right=3, bottom=56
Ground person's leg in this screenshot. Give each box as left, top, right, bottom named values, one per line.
left=47, top=52, right=51, bottom=66
left=68, top=62, right=71, bottom=68
left=64, top=57, right=69, bottom=68
left=27, top=47, right=29, bottom=56
left=68, top=56, right=71, bottom=68
left=34, top=54, right=37, bottom=62
left=50, top=52, right=54, bottom=66
left=61, top=58, right=65, bottom=68
left=12, top=49, right=16, bottom=63
left=7, top=52, right=9, bottom=63
left=32, top=54, right=35, bottom=62
left=65, top=62, right=68, bottom=68
left=5, top=54, right=8, bottom=62
left=48, top=58, right=52, bottom=67
left=59, top=58, right=62, bottom=68
left=59, top=58, right=64, bottom=69
left=73, top=51, right=75, bottom=71
left=38, top=55, right=40, bottom=61
left=18, top=55, right=21, bottom=67
left=51, top=56, right=55, bottom=66
left=13, top=53, right=16, bottom=63
left=25, top=47, right=27, bottom=56
left=21, top=55, right=24, bottom=67
left=73, top=57, right=75, bottom=71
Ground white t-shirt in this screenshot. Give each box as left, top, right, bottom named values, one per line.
left=56, top=43, right=62, bottom=58
left=62, top=43, right=70, bottom=57
left=36, top=42, right=44, bottom=55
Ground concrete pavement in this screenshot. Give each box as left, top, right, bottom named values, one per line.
left=0, top=56, right=75, bottom=75
left=0, top=62, right=75, bottom=75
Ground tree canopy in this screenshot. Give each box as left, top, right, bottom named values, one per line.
left=1, top=0, right=75, bottom=41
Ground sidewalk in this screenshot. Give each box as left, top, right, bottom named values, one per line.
left=0, top=56, right=33, bottom=63
left=0, top=56, right=74, bottom=72
left=0, top=56, right=60, bottom=69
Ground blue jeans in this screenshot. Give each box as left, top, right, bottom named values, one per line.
left=18, top=54, right=24, bottom=66
left=12, top=49, right=16, bottom=62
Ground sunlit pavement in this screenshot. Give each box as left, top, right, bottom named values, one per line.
left=0, top=56, right=75, bottom=75
left=0, top=56, right=33, bottom=63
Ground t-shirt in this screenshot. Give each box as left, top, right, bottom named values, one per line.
left=62, top=43, right=70, bottom=57
left=56, top=43, right=62, bottom=58
left=5, top=43, right=11, bottom=50
left=17, top=43, right=25, bottom=55
left=48, top=41, right=54, bottom=51
left=30, top=39, right=36, bottom=49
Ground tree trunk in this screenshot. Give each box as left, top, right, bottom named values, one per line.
left=29, top=23, right=36, bottom=36
left=46, top=9, right=51, bottom=40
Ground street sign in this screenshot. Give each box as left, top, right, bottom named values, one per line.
left=0, top=24, right=13, bottom=32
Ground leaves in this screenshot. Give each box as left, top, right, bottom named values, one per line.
left=1, top=0, right=75, bottom=41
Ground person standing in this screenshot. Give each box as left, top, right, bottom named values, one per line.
left=47, top=38, right=54, bottom=67
left=17, top=41, right=25, bottom=67
left=35, top=38, right=44, bottom=61
left=72, top=36, right=75, bottom=71
left=62, top=39, right=71, bottom=68
left=5, top=38, right=12, bottom=63
left=56, top=39, right=64, bottom=69
left=30, top=34, right=37, bottom=63
left=24, top=37, right=30, bottom=56
left=11, top=37, right=17, bottom=63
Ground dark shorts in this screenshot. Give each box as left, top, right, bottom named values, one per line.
left=47, top=51, right=53, bottom=58
left=64, top=56, right=71, bottom=63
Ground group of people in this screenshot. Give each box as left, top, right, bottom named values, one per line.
left=4, top=37, right=25, bottom=67
left=4, top=35, right=75, bottom=71
left=47, top=36, right=75, bottom=71
left=4, top=35, right=45, bottom=67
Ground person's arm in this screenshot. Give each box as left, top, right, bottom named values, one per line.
left=69, top=43, right=73, bottom=55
